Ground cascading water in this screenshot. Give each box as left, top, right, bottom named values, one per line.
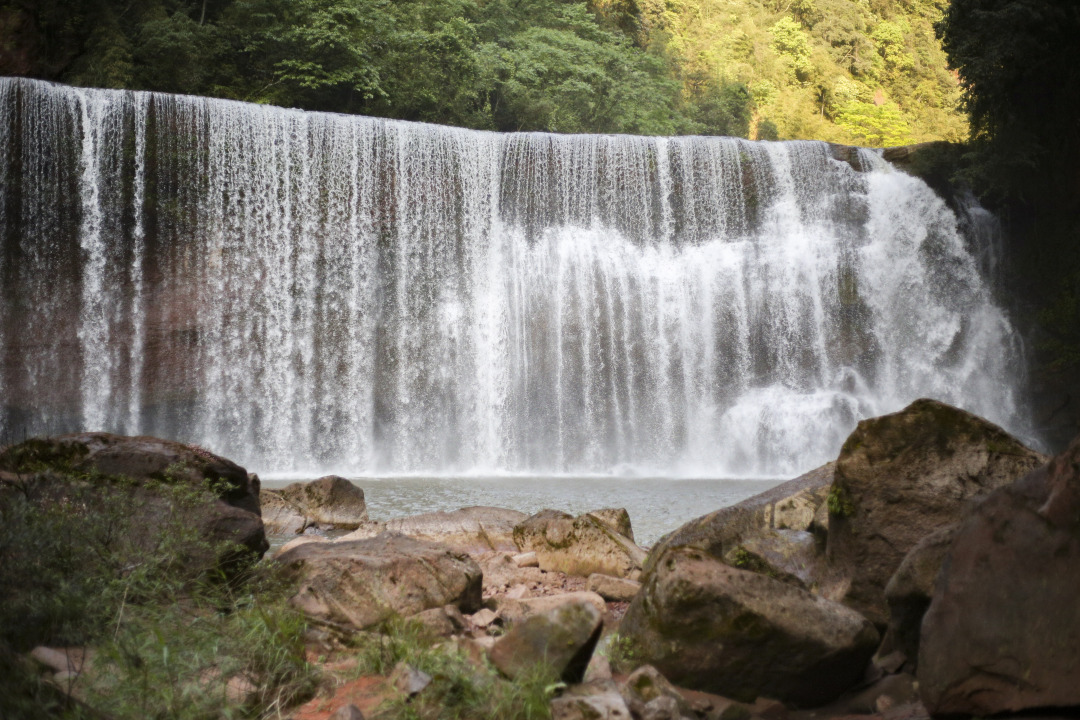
left=0, top=78, right=1030, bottom=477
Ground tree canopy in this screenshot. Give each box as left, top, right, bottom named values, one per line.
left=0, top=0, right=967, bottom=143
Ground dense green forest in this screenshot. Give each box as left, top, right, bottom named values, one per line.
left=934, top=0, right=1080, bottom=446
left=0, top=0, right=965, bottom=143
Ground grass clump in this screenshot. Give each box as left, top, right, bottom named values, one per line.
left=348, top=618, right=557, bottom=720
left=0, top=465, right=317, bottom=720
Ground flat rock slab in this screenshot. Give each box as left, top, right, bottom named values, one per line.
left=621, top=547, right=879, bottom=707
left=385, top=506, right=527, bottom=553
left=918, top=434, right=1080, bottom=716
left=587, top=573, right=641, bottom=602
left=276, top=532, right=482, bottom=630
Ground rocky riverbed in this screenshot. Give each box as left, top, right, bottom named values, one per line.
left=5, top=397, right=1079, bottom=720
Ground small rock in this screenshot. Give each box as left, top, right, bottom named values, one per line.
left=225, top=674, right=258, bottom=705
left=329, top=704, right=366, bottom=720
left=514, top=552, right=540, bottom=568
left=336, top=522, right=386, bottom=542
left=842, top=673, right=918, bottom=715
left=642, top=695, right=680, bottom=720
left=412, top=605, right=468, bottom=637
left=622, top=665, right=694, bottom=719
left=472, top=636, right=496, bottom=650
left=469, top=608, right=500, bottom=629
left=390, top=662, right=432, bottom=697
left=551, top=681, right=633, bottom=720
left=587, top=573, right=641, bottom=602
left=495, top=591, right=607, bottom=625
left=750, top=697, right=789, bottom=720
left=585, top=652, right=613, bottom=683
left=489, top=599, right=603, bottom=682
left=505, top=583, right=530, bottom=599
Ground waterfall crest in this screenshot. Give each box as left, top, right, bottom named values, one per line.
left=0, top=78, right=1028, bottom=476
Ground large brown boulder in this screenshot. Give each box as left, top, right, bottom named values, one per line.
left=646, top=463, right=833, bottom=572
left=620, top=547, right=879, bottom=707
left=918, top=435, right=1080, bottom=716
left=276, top=532, right=483, bottom=630
left=385, top=506, right=527, bottom=553
left=824, top=399, right=1045, bottom=625
left=513, top=509, right=646, bottom=578
left=0, top=433, right=267, bottom=559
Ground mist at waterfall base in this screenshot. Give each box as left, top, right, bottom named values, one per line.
left=0, top=78, right=1030, bottom=536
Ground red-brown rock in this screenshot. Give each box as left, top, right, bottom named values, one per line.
left=918, top=435, right=1080, bottom=716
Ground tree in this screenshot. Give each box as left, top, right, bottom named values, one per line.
left=936, top=0, right=1080, bottom=205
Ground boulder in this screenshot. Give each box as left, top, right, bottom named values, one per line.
left=918, top=435, right=1080, bottom=716
left=620, top=547, right=878, bottom=707
left=384, top=506, right=527, bottom=553
left=646, top=463, right=833, bottom=571
left=0, top=433, right=268, bottom=562
left=723, top=529, right=821, bottom=591
left=587, top=573, right=642, bottom=602
left=824, top=399, right=1046, bottom=625
left=513, top=509, right=646, bottom=578
left=489, top=598, right=603, bottom=683
left=276, top=533, right=482, bottom=630
left=879, top=524, right=959, bottom=669
left=274, top=476, right=368, bottom=530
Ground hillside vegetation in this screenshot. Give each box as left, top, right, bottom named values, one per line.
left=0, top=0, right=965, bottom=144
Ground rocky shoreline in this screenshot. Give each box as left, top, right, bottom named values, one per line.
left=4, top=398, right=1079, bottom=720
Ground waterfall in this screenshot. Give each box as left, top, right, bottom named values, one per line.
left=0, top=78, right=1030, bottom=476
